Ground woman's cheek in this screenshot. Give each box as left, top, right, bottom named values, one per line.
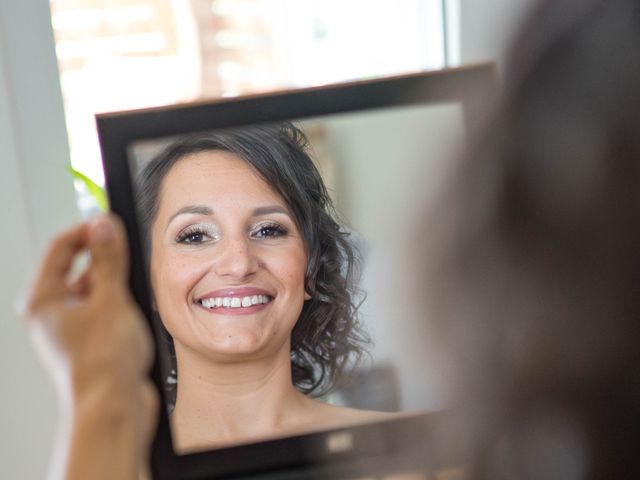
left=164, top=255, right=203, bottom=295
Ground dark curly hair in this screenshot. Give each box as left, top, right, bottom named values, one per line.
left=136, top=122, right=369, bottom=397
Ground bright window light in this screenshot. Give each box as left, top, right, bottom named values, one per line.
left=49, top=0, right=447, bottom=215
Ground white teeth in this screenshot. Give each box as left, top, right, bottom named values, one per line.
left=199, top=295, right=271, bottom=309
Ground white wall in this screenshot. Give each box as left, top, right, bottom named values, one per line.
left=317, top=103, right=465, bottom=411
left=458, top=0, right=536, bottom=65
left=0, top=1, right=79, bottom=478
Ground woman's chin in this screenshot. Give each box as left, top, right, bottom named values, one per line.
left=196, top=331, right=280, bottom=360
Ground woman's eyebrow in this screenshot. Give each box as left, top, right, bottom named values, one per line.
left=164, top=205, right=289, bottom=231
left=253, top=205, right=290, bottom=217
left=166, top=205, right=213, bottom=229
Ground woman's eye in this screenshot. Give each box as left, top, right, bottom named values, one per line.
left=176, top=226, right=215, bottom=245
left=180, top=232, right=207, bottom=244
left=252, top=223, right=288, bottom=239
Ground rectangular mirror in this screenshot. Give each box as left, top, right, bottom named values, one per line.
left=97, top=64, right=495, bottom=479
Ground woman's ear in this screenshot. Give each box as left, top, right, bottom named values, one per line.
left=304, top=277, right=315, bottom=301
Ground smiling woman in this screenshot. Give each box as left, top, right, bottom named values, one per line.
left=135, top=122, right=384, bottom=452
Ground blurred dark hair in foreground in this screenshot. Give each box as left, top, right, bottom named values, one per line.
left=422, top=0, right=640, bottom=478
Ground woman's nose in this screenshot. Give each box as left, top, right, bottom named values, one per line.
left=212, top=236, right=259, bottom=280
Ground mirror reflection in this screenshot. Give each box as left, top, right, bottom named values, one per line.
left=127, top=102, right=464, bottom=453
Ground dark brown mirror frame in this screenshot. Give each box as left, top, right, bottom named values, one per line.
left=96, top=62, right=497, bottom=480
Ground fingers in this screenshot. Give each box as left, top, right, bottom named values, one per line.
left=68, top=268, right=90, bottom=297
left=25, top=214, right=132, bottom=317
left=87, top=214, right=130, bottom=290
left=24, top=222, right=88, bottom=315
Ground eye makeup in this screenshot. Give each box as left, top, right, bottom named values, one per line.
left=175, top=223, right=221, bottom=245
left=249, top=221, right=289, bottom=239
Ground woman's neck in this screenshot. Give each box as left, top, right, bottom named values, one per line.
left=169, top=342, right=313, bottom=452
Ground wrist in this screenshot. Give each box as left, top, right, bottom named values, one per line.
left=66, top=377, right=146, bottom=480
left=73, top=377, right=140, bottom=423
left=70, top=359, right=145, bottom=403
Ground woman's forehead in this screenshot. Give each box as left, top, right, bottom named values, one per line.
left=156, top=150, right=289, bottom=214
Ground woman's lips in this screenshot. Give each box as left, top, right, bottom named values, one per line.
left=195, top=287, right=273, bottom=313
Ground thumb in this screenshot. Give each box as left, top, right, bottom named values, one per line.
left=87, top=214, right=129, bottom=288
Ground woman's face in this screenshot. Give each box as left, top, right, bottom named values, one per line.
left=149, top=150, right=309, bottom=362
